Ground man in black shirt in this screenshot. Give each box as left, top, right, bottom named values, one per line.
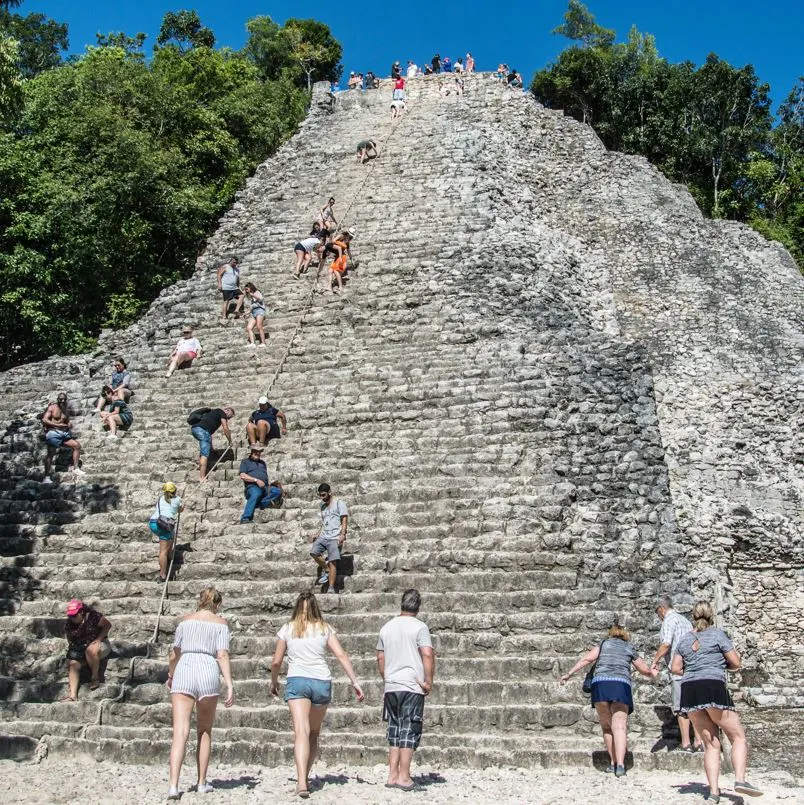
left=238, top=443, right=282, bottom=522
left=189, top=406, right=234, bottom=480
left=246, top=396, right=287, bottom=446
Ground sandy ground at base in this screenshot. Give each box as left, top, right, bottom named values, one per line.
left=1, top=758, right=801, bottom=805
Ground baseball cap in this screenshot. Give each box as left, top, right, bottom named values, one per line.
left=249, top=442, right=265, bottom=451
left=258, top=396, right=269, bottom=405
left=162, top=481, right=177, bottom=494
left=66, top=599, right=83, bottom=617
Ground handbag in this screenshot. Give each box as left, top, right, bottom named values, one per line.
left=582, top=641, right=606, bottom=695
left=155, top=497, right=176, bottom=533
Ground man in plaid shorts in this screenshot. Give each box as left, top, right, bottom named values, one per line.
left=376, top=589, right=435, bottom=791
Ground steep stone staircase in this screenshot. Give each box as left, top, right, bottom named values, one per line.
left=0, top=73, right=801, bottom=772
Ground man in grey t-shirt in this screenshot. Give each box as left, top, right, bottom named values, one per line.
left=651, top=595, right=702, bottom=752
left=376, top=589, right=435, bottom=791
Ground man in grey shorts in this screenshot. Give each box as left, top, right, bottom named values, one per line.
left=651, top=595, right=703, bottom=751
left=309, top=482, right=348, bottom=594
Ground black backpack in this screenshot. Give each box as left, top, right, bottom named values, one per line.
left=187, top=407, right=211, bottom=427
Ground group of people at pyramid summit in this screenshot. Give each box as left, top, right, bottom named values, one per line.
left=61, top=587, right=763, bottom=801
left=38, top=80, right=762, bottom=804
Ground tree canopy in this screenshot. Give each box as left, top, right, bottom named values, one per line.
left=0, top=6, right=336, bottom=367
left=534, top=1, right=802, bottom=268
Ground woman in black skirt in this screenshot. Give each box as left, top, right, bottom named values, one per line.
left=671, top=601, right=762, bottom=802
left=560, top=624, right=656, bottom=777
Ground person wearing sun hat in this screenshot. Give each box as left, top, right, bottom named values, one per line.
left=166, top=326, right=202, bottom=378
left=237, top=442, right=283, bottom=523
left=62, top=599, right=112, bottom=701
left=149, top=481, right=185, bottom=583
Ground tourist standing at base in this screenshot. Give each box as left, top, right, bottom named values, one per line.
left=271, top=592, right=364, bottom=798
left=166, top=587, right=234, bottom=800
left=651, top=595, right=703, bottom=752
left=560, top=624, right=657, bottom=777
left=671, top=601, right=762, bottom=801
left=41, top=392, right=85, bottom=482
left=309, top=483, right=348, bottom=594
left=149, top=481, right=184, bottom=583
left=377, top=589, right=435, bottom=792
left=61, top=599, right=112, bottom=701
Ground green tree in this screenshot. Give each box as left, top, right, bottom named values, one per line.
left=0, top=33, right=22, bottom=118
left=243, top=15, right=289, bottom=81
left=156, top=10, right=214, bottom=51
left=96, top=31, right=147, bottom=57
left=0, top=10, right=68, bottom=78
left=552, top=0, right=615, bottom=48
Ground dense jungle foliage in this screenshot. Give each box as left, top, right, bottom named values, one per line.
left=532, top=1, right=803, bottom=272
left=0, top=5, right=342, bottom=367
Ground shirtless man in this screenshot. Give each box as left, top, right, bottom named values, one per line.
left=41, top=392, right=85, bottom=482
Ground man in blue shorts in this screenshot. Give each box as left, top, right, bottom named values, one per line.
left=41, top=393, right=85, bottom=483
left=188, top=406, right=234, bottom=480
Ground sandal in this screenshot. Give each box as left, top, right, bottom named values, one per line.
left=58, top=695, right=77, bottom=702
left=89, top=679, right=100, bottom=691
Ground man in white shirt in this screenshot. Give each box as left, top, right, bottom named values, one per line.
left=376, top=589, right=435, bottom=791
left=406, top=61, right=418, bottom=78
left=651, top=595, right=703, bottom=752
left=309, top=483, right=348, bottom=594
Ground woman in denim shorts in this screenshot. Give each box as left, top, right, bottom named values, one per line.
left=270, top=592, right=364, bottom=798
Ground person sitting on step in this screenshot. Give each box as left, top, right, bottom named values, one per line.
left=507, top=68, right=523, bottom=88
left=453, top=57, right=464, bottom=73
left=355, top=139, right=377, bottom=164
left=149, top=481, right=185, bottom=583
left=293, top=232, right=325, bottom=278
left=61, top=599, right=112, bottom=701
left=188, top=405, right=234, bottom=480
left=41, top=392, right=85, bottom=482
left=238, top=442, right=283, bottom=523
left=217, top=256, right=244, bottom=320
left=309, top=483, right=348, bottom=594
left=92, top=356, right=132, bottom=413
left=247, top=396, right=287, bottom=445
left=243, top=283, right=268, bottom=347
left=166, top=327, right=202, bottom=378
left=98, top=385, right=134, bottom=437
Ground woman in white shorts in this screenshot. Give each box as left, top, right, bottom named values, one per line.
left=271, top=592, right=364, bottom=798
left=166, top=587, right=234, bottom=800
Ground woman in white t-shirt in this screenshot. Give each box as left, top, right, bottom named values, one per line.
left=166, top=327, right=202, bottom=378
left=271, top=592, right=364, bottom=798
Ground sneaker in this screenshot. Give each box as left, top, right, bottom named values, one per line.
left=734, top=780, right=762, bottom=797
left=42, top=476, right=53, bottom=485
left=238, top=518, right=253, bottom=525
left=317, top=572, right=329, bottom=585
left=614, top=765, right=626, bottom=778
left=704, top=795, right=720, bottom=803
left=167, top=788, right=181, bottom=800
left=70, top=467, right=87, bottom=476
left=604, top=764, right=615, bottom=774
left=326, top=587, right=337, bottom=594
left=196, top=782, right=214, bottom=794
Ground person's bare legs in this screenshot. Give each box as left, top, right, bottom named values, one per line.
left=199, top=455, right=208, bottom=481
left=327, top=560, right=337, bottom=590
left=312, top=553, right=327, bottom=577
left=85, top=641, right=103, bottom=685
left=289, top=698, right=312, bottom=794
left=169, top=693, right=195, bottom=791
left=306, top=704, right=328, bottom=781
left=710, top=708, right=749, bottom=783
left=397, top=748, right=415, bottom=787
left=159, top=539, right=172, bottom=580
left=106, top=415, right=120, bottom=436
left=64, top=438, right=81, bottom=469
left=256, top=421, right=269, bottom=443
left=594, top=702, right=615, bottom=765
left=221, top=297, right=228, bottom=319
left=233, top=294, right=244, bottom=317
left=610, top=703, right=629, bottom=766
left=690, top=709, right=721, bottom=797
left=195, top=695, right=219, bottom=787
left=255, top=316, right=266, bottom=344
left=679, top=713, right=703, bottom=748
left=246, top=422, right=257, bottom=443
left=387, top=746, right=401, bottom=785
left=44, top=444, right=56, bottom=477
left=294, top=249, right=305, bottom=277
left=246, top=318, right=256, bottom=344
left=66, top=659, right=81, bottom=699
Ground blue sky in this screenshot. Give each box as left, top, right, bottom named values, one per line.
left=26, top=0, right=804, bottom=108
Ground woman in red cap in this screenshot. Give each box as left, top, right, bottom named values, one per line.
left=62, top=599, right=112, bottom=700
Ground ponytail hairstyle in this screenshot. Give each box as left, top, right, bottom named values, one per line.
left=197, top=586, right=222, bottom=613
left=607, top=623, right=630, bottom=642
left=691, top=601, right=715, bottom=631
left=289, top=592, right=329, bottom=639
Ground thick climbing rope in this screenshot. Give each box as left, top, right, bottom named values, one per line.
left=146, top=85, right=408, bottom=645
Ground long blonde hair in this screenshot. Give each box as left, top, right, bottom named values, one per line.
left=691, top=601, right=715, bottom=631
left=289, top=592, right=329, bottom=639
left=198, top=587, right=222, bottom=612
